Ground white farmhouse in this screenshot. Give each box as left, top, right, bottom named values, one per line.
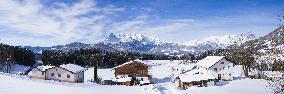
left=28, top=65, right=54, bottom=79
left=28, top=64, right=86, bottom=83
left=196, top=56, right=243, bottom=80
left=178, top=67, right=216, bottom=89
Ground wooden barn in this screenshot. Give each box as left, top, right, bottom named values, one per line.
left=113, top=59, right=152, bottom=86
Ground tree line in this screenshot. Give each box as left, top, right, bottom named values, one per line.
left=42, top=48, right=178, bottom=68
left=0, top=43, right=35, bottom=73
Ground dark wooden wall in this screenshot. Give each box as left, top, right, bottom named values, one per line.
left=114, top=61, right=148, bottom=77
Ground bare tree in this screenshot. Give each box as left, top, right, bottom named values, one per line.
left=267, top=11, right=284, bottom=94
left=232, top=33, right=256, bottom=77
left=267, top=77, right=284, bottom=94
left=0, top=46, right=15, bottom=73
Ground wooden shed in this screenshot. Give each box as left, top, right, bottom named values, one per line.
left=113, top=60, right=152, bottom=86
left=114, top=60, right=148, bottom=77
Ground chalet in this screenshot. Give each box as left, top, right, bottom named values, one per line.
left=171, top=63, right=197, bottom=78
left=28, top=65, right=54, bottom=79
left=196, top=56, right=238, bottom=80
left=177, top=56, right=244, bottom=90
left=178, top=67, right=216, bottom=89
left=112, top=59, right=152, bottom=86
left=28, top=64, right=86, bottom=83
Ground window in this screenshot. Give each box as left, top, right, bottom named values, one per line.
left=42, top=72, right=44, bottom=75
left=58, top=74, right=61, bottom=77
left=214, top=68, right=217, bottom=71
left=133, top=63, right=138, bottom=68
left=221, top=62, right=224, bottom=64
left=67, top=74, right=70, bottom=78
left=51, top=73, right=54, bottom=76
left=140, top=70, right=144, bottom=75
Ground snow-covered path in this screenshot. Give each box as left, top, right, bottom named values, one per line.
left=148, top=60, right=183, bottom=94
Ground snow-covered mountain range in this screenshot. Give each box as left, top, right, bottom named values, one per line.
left=24, top=33, right=254, bottom=55
left=179, top=34, right=251, bottom=47
left=104, top=33, right=162, bottom=45
left=242, top=26, right=284, bottom=64
left=151, top=34, right=253, bottom=56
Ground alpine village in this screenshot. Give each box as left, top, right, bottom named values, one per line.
left=1, top=26, right=284, bottom=94
left=0, top=0, right=284, bottom=94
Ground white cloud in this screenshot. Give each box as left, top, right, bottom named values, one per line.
left=0, top=0, right=275, bottom=46
left=0, top=0, right=124, bottom=46
left=0, top=0, right=196, bottom=46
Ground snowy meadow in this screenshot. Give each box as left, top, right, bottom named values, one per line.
left=0, top=60, right=273, bottom=94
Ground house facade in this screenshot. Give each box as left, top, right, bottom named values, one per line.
left=177, top=56, right=244, bottom=90
left=28, top=64, right=85, bottom=83
left=178, top=67, right=216, bottom=89
left=28, top=65, right=54, bottom=79
left=114, top=60, right=148, bottom=77
left=29, top=68, right=45, bottom=79
left=45, top=66, right=84, bottom=83
left=197, top=56, right=236, bottom=80
left=113, top=60, right=152, bottom=86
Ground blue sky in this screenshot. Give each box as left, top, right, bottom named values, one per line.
left=0, top=0, right=283, bottom=46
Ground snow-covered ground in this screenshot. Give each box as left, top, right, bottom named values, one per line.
left=183, top=79, right=271, bottom=94
left=0, top=73, right=159, bottom=94
left=0, top=64, right=30, bottom=74
left=143, top=60, right=271, bottom=94
left=0, top=60, right=273, bottom=94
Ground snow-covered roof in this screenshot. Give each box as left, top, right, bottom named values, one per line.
left=60, top=64, right=86, bottom=73
left=112, top=76, right=132, bottom=82
left=113, top=59, right=147, bottom=69
left=197, top=56, right=225, bottom=68
left=179, top=68, right=216, bottom=82
left=36, top=65, right=55, bottom=71
left=176, top=63, right=196, bottom=70
left=98, top=69, right=115, bottom=80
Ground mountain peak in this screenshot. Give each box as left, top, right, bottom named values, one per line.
left=179, top=34, right=254, bottom=47
left=104, top=33, right=120, bottom=44
left=104, top=33, right=161, bottom=45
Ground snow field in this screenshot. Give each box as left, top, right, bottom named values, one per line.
left=0, top=60, right=273, bottom=94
